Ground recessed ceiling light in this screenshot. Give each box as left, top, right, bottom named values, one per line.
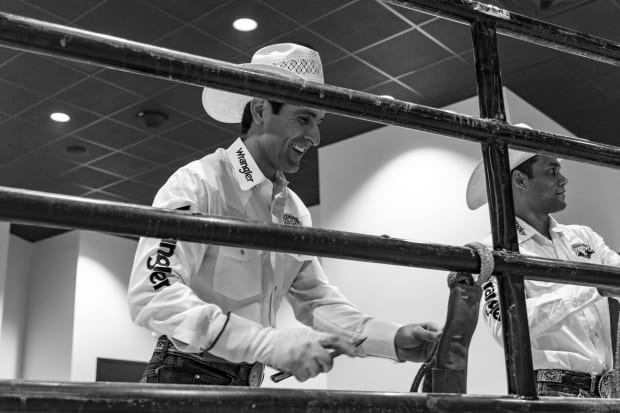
left=233, top=18, right=257, bottom=32
left=50, top=112, right=71, bottom=122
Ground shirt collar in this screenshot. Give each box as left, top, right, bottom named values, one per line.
left=515, top=215, right=562, bottom=244
left=226, top=138, right=267, bottom=191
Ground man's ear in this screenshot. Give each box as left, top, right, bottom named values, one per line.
left=512, top=170, right=528, bottom=192
left=250, top=98, right=266, bottom=125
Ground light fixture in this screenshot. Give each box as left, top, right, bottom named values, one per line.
left=233, top=18, right=258, bottom=32
left=137, top=110, right=169, bottom=129
left=50, top=112, right=71, bottom=122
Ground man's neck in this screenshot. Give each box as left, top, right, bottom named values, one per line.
left=517, top=211, right=550, bottom=239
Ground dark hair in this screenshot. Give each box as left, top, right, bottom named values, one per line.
left=241, top=100, right=284, bottom=134
left=511, top=155, right=538, bottom=179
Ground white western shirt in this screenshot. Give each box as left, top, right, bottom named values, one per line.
left=128, top=138, right=400, bottom=362
left=482, top=216, right=620, bottom=375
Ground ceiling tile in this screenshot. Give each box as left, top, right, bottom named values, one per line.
left=90, top=152, right=156, bottom=177
left=148, top=0, right=229, bottom=23
left=161, top=120, right=236, bottom=150
left=0, top=47, right=19, bottom=64
left=1, top=150, right=75, bottom=185
left=154, top=84, right=206, bottom=118
left=133, top=166, right=175, bottom=189
left=94, top=69, right=176, bottom=98
left=76, top=119, right=149, bottom=150
left=0, top=143, right=23, bottom=164
left=40, top=135, right=112, bottom=164
left=103, top=180, right=157, bottom=201
left=18, top=98, right=100, bottom=134
left=324, top=56, right=389, bottom=91
left=308, top=1, right=410, bottom=52
left=0, top=80, right=44, bottom=115
left=82, top=190, right=126, bottom=202
left=0, top=0, right=65, bottom=24
left=123, top=137, right=194, bottom=164
left=548, top=0, right=620, bottom=42
left=26, top=0, right=104, bottom=21
left=75, top=1, right=182, bottom=43
left=155, top=26, right=239, bottom=62
left=262, top=0, right=356, bottom=25
left=0, top=52, right=85, bottom=95
left=55, top=77, right=141, bottom=116
left=383, top=2, right=437, bottom=25
left=111, top=102, right=192, bottom=134
left=192, top=0, right=297, bottom=51
left=61, top=166, right=121, bottom=189
left=421, top=18, right=474, bottom=54
left=358, top=29, right=452, bottom=77
left=497, top=36, right=560, bottom=76
left=366, top=81, right=425, bottom=106
left=0, top=118, right=61, bottom=154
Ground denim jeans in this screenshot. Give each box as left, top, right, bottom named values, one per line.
left=536, top=381, right=597, bottom=398
left=141, top=339, right=263, bottom=386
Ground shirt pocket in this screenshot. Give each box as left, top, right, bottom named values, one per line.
left=213, top=247, right=262, bottom=301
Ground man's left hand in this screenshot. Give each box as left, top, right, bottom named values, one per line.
left=394, top=322, right=441, bottom=362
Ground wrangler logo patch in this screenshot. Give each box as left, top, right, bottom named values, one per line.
left=482, top=281, right=501, bottom=321
left=516, top=222, right=526, bottom=236
left=571, top=242, right=594, bottom=259
left=147, top=239, right=177, bottom=290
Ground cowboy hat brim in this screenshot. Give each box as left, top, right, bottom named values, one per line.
left=202, top=63, right=303, bottom=124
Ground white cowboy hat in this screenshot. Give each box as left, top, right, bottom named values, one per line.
left=202, top=43, right=324, bottom=123
left=466, top=123, right=539, bottom=210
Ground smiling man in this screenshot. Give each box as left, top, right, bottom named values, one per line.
left=466, top=125, right=620, bottom=398
left=128, top=43, right=440, bottom=387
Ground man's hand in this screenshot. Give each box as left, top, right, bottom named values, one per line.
left=254, top=328, right=359, bottom=382
left=394, top=322, right=442, bottom=362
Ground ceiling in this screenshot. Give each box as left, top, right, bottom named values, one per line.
left=0, top=0, right=619, bottom=242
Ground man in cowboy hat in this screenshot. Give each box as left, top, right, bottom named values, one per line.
left=128, top=43, right=440, bottom=387
left=467, top=123, right=620, bottom=397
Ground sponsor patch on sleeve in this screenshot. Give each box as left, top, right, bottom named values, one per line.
left=482, top=280, right=501, bottom=321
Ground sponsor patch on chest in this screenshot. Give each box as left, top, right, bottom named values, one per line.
left=283, top=213, right=301, bottom=226
left=571, top=242, right=595, bottom=259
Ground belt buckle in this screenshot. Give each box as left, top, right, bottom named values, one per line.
left=248, top=363, right=264, bottom=387
left=598, top=369, right=614, bottom=398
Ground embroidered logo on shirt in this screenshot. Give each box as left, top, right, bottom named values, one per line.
left=571, top=242, right=595, bottom=259
left=283, top=213, right=301, bottom=226
left=236, top=147, right=254, bottom=182
left=146, top=238, right=177, bottom=290
left=482, top=281, right=501, bottom=321
left=516, top=222, right=526, bottom=236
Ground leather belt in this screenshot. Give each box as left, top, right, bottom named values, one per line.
left=535, top=369, right=609, bottom=397
left=155, top=336, right=264, bottom=386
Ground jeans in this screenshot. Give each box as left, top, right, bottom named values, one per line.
left=141, top=337, right=263, bottom=386
left=536, top=381, right=597, bottom=397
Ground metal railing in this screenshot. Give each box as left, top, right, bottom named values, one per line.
left=0, top=0, right=619, bottom=410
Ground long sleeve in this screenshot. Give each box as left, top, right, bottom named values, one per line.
left=128, top=169, right=229, bottom=354
left=287, top=258, right=401, bottom=360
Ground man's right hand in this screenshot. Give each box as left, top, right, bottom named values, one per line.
left=252, top=328, right=359, bottom=382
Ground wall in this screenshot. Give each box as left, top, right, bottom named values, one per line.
left=0, top=233, right=33, bottom=379
left=21, top=231, right=79, bottom=381
left=70, top=231, right=153, bottom=381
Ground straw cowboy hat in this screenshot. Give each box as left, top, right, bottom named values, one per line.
left=466, top=123, right=541, bottom=210
left=202, top=43, right=324, bottom=123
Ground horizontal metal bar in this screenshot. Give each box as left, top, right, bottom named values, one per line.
left=2, top=380, right=620, bottom=413
left=0, top=12, right=620, bottom=169
left=1, top=186, right=619, bottom=289
left=385, top=0, right=620, bottom=67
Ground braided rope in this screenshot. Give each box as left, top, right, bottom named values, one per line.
left=465, top=242, right=495, bottom=285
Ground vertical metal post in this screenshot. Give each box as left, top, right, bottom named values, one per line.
left=471, top=20, right=536, bottom=397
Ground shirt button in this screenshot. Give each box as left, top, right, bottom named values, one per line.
left=194, top=374, right=201, bottom=379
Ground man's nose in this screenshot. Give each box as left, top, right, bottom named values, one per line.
left=559, top=173, right=568, bottom=186
left=306, top=128, right=320, bottom=146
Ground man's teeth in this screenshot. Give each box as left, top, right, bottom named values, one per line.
left=293, top=144, right=306, bottom=153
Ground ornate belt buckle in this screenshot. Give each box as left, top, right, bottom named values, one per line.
left=248, top=363, right=264, bottom=387
left=598, top=369, right=614, bottom=398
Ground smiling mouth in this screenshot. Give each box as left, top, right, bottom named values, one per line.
left=292, top=143, right=307, bottom=154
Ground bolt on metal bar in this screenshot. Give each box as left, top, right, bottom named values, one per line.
left=1, top=186, right=620, bottom=289
left=471, top=19, right=536, bottom=397
left=0, top=11, right=619, bottom=169
left=384, top=0, right=620, bottom=67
